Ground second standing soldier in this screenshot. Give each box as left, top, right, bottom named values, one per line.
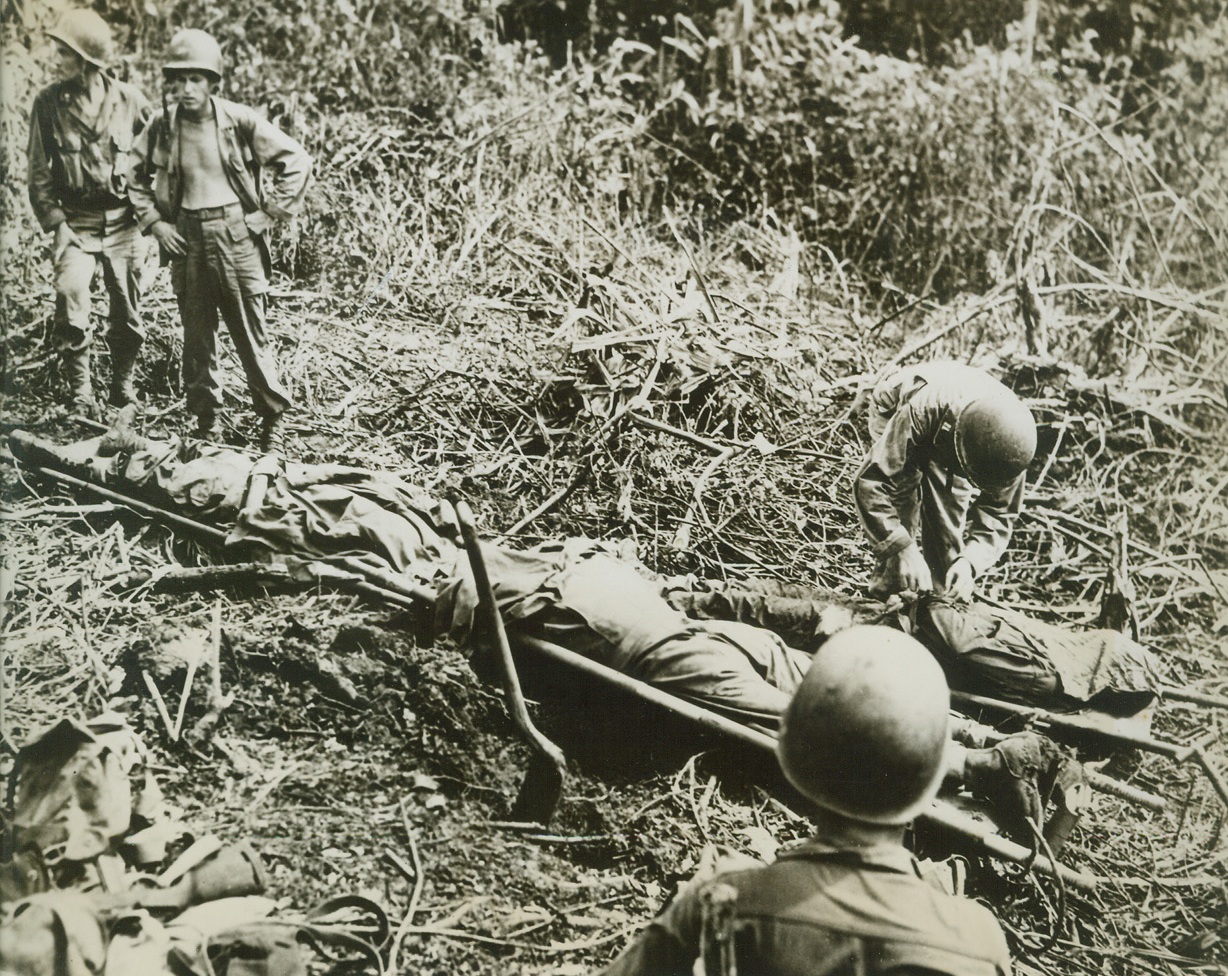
left=128, top=29, right=312, bottom=451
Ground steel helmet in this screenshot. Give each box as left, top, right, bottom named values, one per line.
left=954, top=391, right=1036, bottom=491
left=46, top=9, right=113, bottom=69
left=777, top=626, right=950, bottom=825
left=163, top=28, right=223, bottom=81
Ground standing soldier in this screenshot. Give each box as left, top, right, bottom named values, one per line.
left=127, top=29, right=312, bottom=452
left=854, top=361, right=1037, bottom=602
left=27, top=9, right=151, bottom=414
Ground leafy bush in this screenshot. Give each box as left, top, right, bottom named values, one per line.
left=578, top=1, right=1227, bottom=303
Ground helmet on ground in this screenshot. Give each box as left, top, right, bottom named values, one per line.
left=777, top=625, right=950, bottom=825
left=163, top=28, right=223, bottom=81
left=954, top=391, right=1036, bottom=491
left=46, top=9, right=113, bottom=69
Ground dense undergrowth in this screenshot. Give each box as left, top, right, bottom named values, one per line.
left=2, top=0, right=1227, bottom=973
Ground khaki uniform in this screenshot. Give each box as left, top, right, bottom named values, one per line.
left=27, top=75, right=151, bottom=360
left=601, top=840, right=1011, bottom=976
left=854, top=363, right=1026, bottom=585
left=127, top=97, right=312, bottom=423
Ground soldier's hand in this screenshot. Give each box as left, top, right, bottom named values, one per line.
left=53, top=222, right=83, bottom=260
left=151, top=220, right=187, bottom=256
left=895, top=543, right=934, bottom=594
left=244, top=210, right=275, bottom=236
left=943, top=557, right=975, bottom=601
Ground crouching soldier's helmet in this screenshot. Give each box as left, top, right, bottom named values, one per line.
left=953, top=390, right=1037, bottom=491
left=47, top=9, right=113, bottom=69
left=777, top=626, right=950, bottom=825
left=163, top=28, right=223, bottom=82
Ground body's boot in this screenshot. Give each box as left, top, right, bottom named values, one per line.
left=62, top=346, right=95, bottom=415
left=108, top=347, right=140, bottom=407
left=193, top=409, right=219, bottom=441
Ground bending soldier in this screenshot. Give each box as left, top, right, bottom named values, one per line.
left=599, top=626, right=1013, bottom=976
left=27, top=9, right=151, bottom=413
left=855, top=361, right=1037, bottom=601
left=127, top=29, right=312, bottom=452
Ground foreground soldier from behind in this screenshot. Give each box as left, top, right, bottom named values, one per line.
left=128, top=29, right=311, bottom=452
left=855, top=361, right=1037, bottom=602
left=27, top=9, right=151, bottom=414
left=599, top=626, right=1012, bottom=976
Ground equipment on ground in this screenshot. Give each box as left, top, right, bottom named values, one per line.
left=456, top=499, right=568, bottom=826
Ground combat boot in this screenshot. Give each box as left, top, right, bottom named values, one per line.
left=193, top=409, right=219, bottom=441
left=108, top=348, right=140, bottom=407
left=62, top=346, right=96, bottom=416
left=963, top=731, right=1064, bottom=845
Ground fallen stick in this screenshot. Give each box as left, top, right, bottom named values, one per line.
left=141, top=669, right=177, bottom=740
left=383, top=922, right=638, bottom=953
left=1160, top=686, right=1228, bottom=711
left=171, top=639, right=201, bottom=742
left=384, top=799, right=426, bottom=976
left=458, top=501, right=567, bottom=824
left=131, top=562, right=303, bottom=593
left=1085, top=771, right=1166, bottom=812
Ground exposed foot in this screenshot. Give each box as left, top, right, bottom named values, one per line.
left=98, top=404, right=147, bottom=456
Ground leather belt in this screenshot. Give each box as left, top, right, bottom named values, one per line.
left=181, top=203, right=243, bottom=220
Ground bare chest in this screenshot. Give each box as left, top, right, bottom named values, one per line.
left=178, top=117, right=240, bottom=208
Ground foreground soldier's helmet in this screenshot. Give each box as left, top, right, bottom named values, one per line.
left=163, top=28, right=223, bottom=81
left=46, top=9, right=113, bottom=69
left=777, top=626, right=950, bottom=825
left=953, top=391, right=1037, bottom=491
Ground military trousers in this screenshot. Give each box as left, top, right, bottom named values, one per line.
left=53, top=208, right=147, bottom=357
left=171, top=204, right=291, bottom=422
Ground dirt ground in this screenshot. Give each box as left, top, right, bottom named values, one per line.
left=2, top=275, right=1227, bottom=976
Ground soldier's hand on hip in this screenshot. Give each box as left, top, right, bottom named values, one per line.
left=943, top=557, right=975, bottom=601
left=54, top=222, right=83, bottom=260
left=151, top=220, right=187, bottom=257
left=243, top=210, right=275, bottom=236
left=895, top=543, right=934, bottom=594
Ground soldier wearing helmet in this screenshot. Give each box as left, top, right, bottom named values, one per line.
left=27, top=9, right=152, bottom=414
left=127, top=29, right=312, bottom=453
left=854, top=361, right=1037, bottom=601
left=599, top=627, right=1012, bottom=976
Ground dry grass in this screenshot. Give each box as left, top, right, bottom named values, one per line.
left=2, top=0, right=1227, bottom=972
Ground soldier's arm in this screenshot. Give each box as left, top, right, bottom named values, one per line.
left=244, top=109, right=312, bottom=220
left=853, top=406, right=919, bottom=561
left=962, top=475, right=1025, bottom=575
left=125, top=115, right=163, bottom=232
left=27, top=95, right=67, bottom=232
